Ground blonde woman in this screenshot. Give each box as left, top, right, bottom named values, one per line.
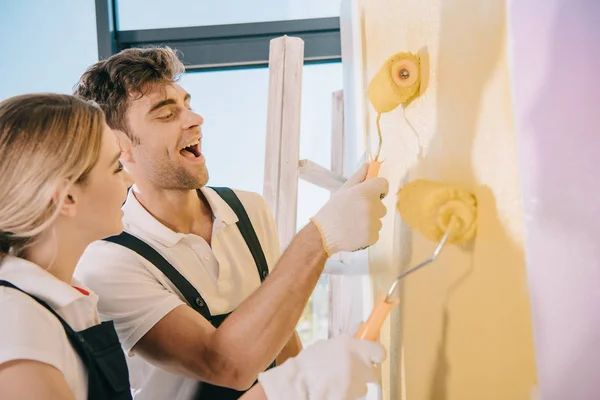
left=0, top=93, right=135, bottom=400
left=0, top=93, right=384, bottom=400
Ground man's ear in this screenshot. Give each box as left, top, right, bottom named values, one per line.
left=113, top=129, right=134, bottom=163
left=53, top=182, right=78, bottom=218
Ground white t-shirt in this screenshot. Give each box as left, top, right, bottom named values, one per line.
left=75, top=187, right=280, bottom=400
left=0, top=256, right=101, bottom=400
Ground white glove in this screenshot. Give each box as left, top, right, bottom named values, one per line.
left=257, top=334, right=386, bottom=400
left=310, top=163, right=389, bottom=256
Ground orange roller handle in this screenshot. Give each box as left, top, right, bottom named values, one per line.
left=366, top=158, right=383, bottom=179
left=356, top=158, right=391, bottom=341
left=357, top=159, right=390, bottom=341
left=355, top=292, right=400, bottom=341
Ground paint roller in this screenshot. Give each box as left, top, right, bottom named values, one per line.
left=356, top=49, right=473, bottom=340
left=365, top=49, right=429, bottom=179
left=355, top=180, right=478, bottom=340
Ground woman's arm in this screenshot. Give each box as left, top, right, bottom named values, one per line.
left=0, top=360, right=76, bottom=400
left=240, top=384, right=268, bottom=400
left=275, top=331, right=302, bottom=365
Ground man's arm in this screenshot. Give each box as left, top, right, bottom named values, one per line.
left=132, top=166, right=387, bottom=390
left=79, top=165, right=387, bottom=391
left=133, top=222, right=326, bottom=390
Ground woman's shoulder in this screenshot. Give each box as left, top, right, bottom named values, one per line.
left=0, top=286, right=70, bottom=371
left=0, top=285, right=64, bottom=326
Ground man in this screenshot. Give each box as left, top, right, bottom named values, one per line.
left=74, top=46, right=388, bottom=399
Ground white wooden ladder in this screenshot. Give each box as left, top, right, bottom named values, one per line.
left=262, top=35, right=370, bottom=340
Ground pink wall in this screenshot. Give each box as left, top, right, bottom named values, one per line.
left=508, top=1, right=600, bottom=398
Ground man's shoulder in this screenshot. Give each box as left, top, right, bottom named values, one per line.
left=77, top=235, right=146, bottom=273
left=230, top=188, right=269, bottom=209
left=222, top=188, right=280, bottom=260
left=210, top=187, right=272, bottom=216
left=82, top=236, right=138, bottom=257
left=213, top=187, right=277, bottom=235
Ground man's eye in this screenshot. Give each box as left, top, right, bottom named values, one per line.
left=159, top=113, right=174, bottom=120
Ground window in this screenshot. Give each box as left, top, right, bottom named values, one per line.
left=179, top=68, right=269, bottom=194
left=183, top=62, right=343, bottom=345
left=296, top=181, right=332, bottom=345
left=116, top=0, right=342, bottom=30
left=180, top=62, right=341, bottom=190
left=0, top=1, right=98, bottom=99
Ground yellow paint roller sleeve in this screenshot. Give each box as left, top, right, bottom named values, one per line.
left=367, top=52, right=422, bottom=113
left=397, top=180, right=477, bottom=244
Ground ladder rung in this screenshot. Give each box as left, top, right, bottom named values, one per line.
left=298, top=159, right=346, bottom=192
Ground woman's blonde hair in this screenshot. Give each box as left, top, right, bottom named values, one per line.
left=0, top=93, right=104, bottom=261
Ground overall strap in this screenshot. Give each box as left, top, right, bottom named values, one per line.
left=209, top=187, right=270, bottom=282
left=104, top=233, right=211, bottom=319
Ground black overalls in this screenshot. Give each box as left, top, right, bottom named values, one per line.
left=104, top=187, right=276, bottom=400
left=0, top=280, right=132, bottom=400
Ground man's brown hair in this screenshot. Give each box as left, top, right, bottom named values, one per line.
left=73, top=46, right=185, bottom=143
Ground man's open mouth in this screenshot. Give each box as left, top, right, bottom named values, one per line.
left=180, top=139, right=201, bottom=158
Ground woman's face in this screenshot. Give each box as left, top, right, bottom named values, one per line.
left=70, top=123, right=134, bottom=241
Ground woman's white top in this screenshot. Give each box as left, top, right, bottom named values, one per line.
left=0, top=255, right=101, bottom=400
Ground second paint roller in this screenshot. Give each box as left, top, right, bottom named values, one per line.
left=355, top=180, right=478, bottom=341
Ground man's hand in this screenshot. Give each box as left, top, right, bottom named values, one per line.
left=311, top=163, right=389, bottom=256
left=257, top=334, right=386, bottom=400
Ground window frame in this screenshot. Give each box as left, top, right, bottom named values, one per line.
left=95, top=0, right=341, bottom=70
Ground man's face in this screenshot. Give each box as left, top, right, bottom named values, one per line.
left=125, top=82, right=208, bottom=190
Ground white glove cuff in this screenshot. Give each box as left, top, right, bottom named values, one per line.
left=310, top=207, right=344, bottom=256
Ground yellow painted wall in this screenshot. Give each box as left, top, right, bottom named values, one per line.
left=360, top=0, right=538, bottom=398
